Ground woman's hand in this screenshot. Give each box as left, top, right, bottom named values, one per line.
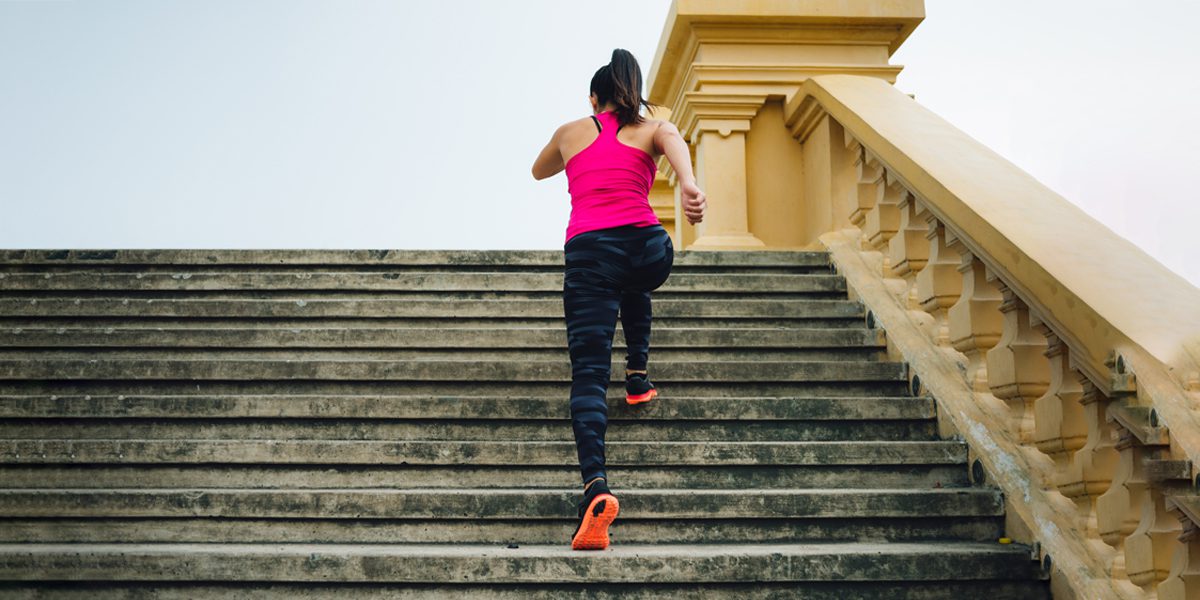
left=680, top=180, right=706, bottom=225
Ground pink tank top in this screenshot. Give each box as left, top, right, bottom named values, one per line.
left=563, top=110, right=660, bottom=244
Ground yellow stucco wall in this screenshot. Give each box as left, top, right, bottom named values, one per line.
left=746, top=99, right=806, bottom=248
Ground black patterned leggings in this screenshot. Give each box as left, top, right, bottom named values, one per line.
left=562, top=223, right=674, bottom=486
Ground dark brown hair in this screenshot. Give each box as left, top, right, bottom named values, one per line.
left=590, top=49, right=657, bottom=128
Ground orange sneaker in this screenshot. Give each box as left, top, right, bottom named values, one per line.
left=625, top=372, right=657, bottom=405
left=570, top=478, right=619, bottom=550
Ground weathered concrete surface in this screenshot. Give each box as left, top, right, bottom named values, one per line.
left=0, top=581, right=1052, bottom=600
left=0, top=542, right=1039, bottom=583
left=0, top=393, right=934, bottom=420
left=0, top=248, right=833, bottom=267
left=0, top=439, right=966, bottom=465
left=0, top=417, right=937, bottom=442
left=0, top=380, right=914, bottom=399
left=0, top=488, right=1002, bottom=519
left=0, top=325, right=885, bottom=350
left=0, top=358, right=905, bottom=382
left=0, top=298, right=865, bottom=319
left=0, top=463, right=968, bottom=490
left=0, top=271, right=847, bottom=293
left=0, top=348, right=885, bottom=363
left=0, top=515, right=1001, bottom=545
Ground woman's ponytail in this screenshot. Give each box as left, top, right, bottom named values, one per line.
left=590, top=48, right=657, bottom=128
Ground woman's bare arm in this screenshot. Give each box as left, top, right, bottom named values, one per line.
left=652, top=121, right=706, bottom=225
left=531, top=125, right=566, bottom=180
left=652, top=121, right=694, bottom=185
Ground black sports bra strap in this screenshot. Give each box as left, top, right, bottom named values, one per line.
left=590, top=115, right=602, bottom=133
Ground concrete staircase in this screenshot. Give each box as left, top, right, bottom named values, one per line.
left=0, top=249, right=1050, bottom=598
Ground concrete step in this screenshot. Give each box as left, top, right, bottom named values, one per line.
left=0, top=464, right=968, bottom=490
left=0, top=440, right=965, bottom=466
left=0, top=581, right=1051, bottom=600
left=0, top=394, right=934, bottom=420
left=0, top=488, right=1002, bottom=520
left=0, top=272, right=847, bottom=294
left=94, top=290, right=834, bottom=300
left=2, top=289, right=848, bottom=299
left=0, top=418, right=936, bottom=443
left=0, top=298, right=865, bottom=319
left=3, top=318, right=868, bottom=333
left=0, top=515, right=1002, bottom=545
left=0, top=350, right=883, bottom=362
left=0, top=326, right=884, bottom=350
left=0, top=348, right=885, bottom=364
left=0, top=542, right=1044, bottom=585
left=0, top=380, right=915, bottom=399
left=0, top=248, right=835, bottom=269
left=0, top=358, right=907, bottom=382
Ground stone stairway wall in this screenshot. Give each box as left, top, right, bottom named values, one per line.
left=0, top=249, right=1050, bottom=598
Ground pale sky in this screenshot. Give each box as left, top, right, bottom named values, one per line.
left=1, top=0, right=1197, bottom=286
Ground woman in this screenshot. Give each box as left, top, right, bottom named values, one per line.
left=531, top=48, right=707, bottom=551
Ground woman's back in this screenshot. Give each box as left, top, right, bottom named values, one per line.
left=558, top=111, right=661, bottom=164
left=561, top=110, right=661, bottom=244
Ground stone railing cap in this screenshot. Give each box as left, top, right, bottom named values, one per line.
left=797, top=74, right=1200, bottom=384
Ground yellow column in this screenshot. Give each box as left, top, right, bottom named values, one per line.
left=690, top=121, right=765, bottom=249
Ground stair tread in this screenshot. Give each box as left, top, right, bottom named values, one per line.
left=0, top=359, right=907, bottom=384
left=0, top=540, right=1041, bottom=584
left=0, top=439, right=966, bottom=465
left=0, top=541, right=1029, bottom=555
left=3, top=486, right=990, bottom=493
left=0, top=394, right=935, bottom=423
left=0, top=248, right=833, bottom=266
left=0, top=487, right=1004, bottom=519
left=0, top=248, right=830, bottom=267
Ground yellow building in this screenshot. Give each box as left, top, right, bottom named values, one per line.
left=648, top=2, right=1200, bottom=599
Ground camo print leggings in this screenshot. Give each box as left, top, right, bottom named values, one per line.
left=562, top=223, right=674, bottom=486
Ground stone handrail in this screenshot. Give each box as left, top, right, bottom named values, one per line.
left=787, top=74, right=1200, bottom=599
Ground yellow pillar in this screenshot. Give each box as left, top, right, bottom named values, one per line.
left=691, top=120, right=764, bottom=249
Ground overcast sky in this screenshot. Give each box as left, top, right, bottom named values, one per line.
left=1, top=0, right=1196, bottom=286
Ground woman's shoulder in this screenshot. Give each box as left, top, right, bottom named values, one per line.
left=639, top=117, right=669, bottom=132
left=563, top=114, right=599, bottom=129
left=554, top=116, right=600, bottom=149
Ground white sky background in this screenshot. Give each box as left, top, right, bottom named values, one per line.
left=1, top=0, right=1197, bottom=286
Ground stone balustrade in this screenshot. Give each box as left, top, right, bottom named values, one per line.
left=788, top=74, right=1200, bottom=600
left=648, top=2, right=1200, bottom=598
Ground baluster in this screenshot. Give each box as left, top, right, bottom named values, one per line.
left=848, top=144, right=879, bottom=231
left=1031, top=326, right=1087, bottom=470
left=914, top=213, right=962, bottom=347
left=1159, top=512, right=1200, bottom=600
left=864, top=169, right=902, bottom=267
left=1127, top=483, right=1182, bottom=591
left=886, top=187, right=927, bottom=305
left=984, top=279, right=1050, bottom=442
left=1096, top=427, right=1146, bottom=585
left=947, top=253, right=1002, bottom=392
left=1057, top=377, right=1119, bottom=556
